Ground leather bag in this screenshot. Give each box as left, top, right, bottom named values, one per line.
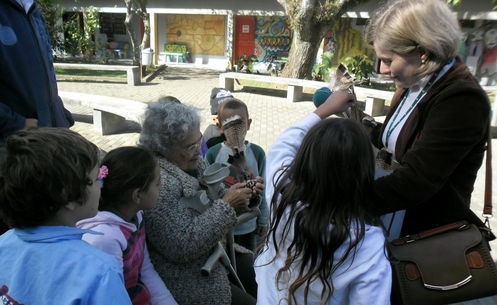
left=388, top=221, right=497, bottom=305
left=388, top=127, right=497, bottom=305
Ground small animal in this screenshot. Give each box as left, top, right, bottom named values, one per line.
left=222, top=114, right=262, bottom=211
left=222, top=115, right=246, bottom=157
left=332, top=63, right=360, bottom=121
left=222, top=114, right=252, bottom=183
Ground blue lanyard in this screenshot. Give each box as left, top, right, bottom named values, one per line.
left=384, top=70, right=441, bottom=148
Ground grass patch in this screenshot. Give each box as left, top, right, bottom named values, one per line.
left=55, top=68, right=127, bottom=78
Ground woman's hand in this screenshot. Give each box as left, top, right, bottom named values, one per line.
left=222, top=182, right=253, bottom=210
left=314, top=90, right=357, bottom=119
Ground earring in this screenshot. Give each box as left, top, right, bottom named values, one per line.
left=421, top=58, right=426, bottom=65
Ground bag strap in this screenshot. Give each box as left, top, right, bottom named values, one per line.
left=391, top=221, right=470, bottom=245
left=483, top=124, right=493, bottom=218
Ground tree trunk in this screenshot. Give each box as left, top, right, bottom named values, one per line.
left=138, top=1, right=150, bottom=53
left=123, top=0, right=150, bottom=67
left=281, top=25, right=326, bottom=79
left=123, top=1, right=139, bottom=66
left=277, top=0, right=370, bottom=79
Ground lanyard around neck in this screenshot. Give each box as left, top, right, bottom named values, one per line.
left=384, top=70, right=441, bottom=148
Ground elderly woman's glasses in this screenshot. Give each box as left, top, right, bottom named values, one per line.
left=178, top=135, right=203, bottom=155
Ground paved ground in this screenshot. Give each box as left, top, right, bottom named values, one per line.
left=60, top=65, right=318, bottom=153
left=59, top=65, right=497, bottom=305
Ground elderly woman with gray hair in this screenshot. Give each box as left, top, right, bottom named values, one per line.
left=138, top=98, right=260, bottom=305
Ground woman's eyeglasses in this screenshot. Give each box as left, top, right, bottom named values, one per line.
left=178, top=135, right=203, bottom=155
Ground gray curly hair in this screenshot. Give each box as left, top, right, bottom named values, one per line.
left=138, top=98, right=201, bottom=159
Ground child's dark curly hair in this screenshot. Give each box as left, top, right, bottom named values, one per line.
left=0, top=128, right=99, bottom=229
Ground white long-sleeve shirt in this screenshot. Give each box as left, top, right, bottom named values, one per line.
left=255, top=113, right=392, bottom=305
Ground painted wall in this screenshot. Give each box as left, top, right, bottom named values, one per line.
left=253, top=16, right=292, bottom=62
left=165, top=15, right=225, bottom=56
left=331, top=18, right=375, bottom=66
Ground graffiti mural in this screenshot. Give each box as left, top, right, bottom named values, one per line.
left=324, top=31, right=336, bottom=54
left=166, top=15, right=225, bottom=55
left=329, top=18, right=375, bottom=66
left=253, top=16, right=292, bottom=62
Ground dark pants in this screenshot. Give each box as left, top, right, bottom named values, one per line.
left=234, top=231, right=257, bottom=252
left=230, top=251, right=257, bottom=305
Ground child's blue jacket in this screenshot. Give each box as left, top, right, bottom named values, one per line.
left=0, top=226, right=132, bottom=305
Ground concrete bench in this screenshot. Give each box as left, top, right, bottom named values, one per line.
left=161, top=44, right=188, bottom=64
left=54, top=63, right=140, bottom=86
left=59, top=91, right=147, bottom=135
left=159, top=52, right=185, bottom=64
left=482, top=86, right=497, bottom=126
left=219, top=72, right=394, bottom=117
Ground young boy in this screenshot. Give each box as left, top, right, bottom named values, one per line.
left=0, top=128, right=132, bottom=305
left=205, top=99, right=268, bottom=251
left=203, top=87, right=233, bottom=148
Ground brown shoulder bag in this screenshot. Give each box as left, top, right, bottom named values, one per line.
left=387, top=128, right=497, bottom=305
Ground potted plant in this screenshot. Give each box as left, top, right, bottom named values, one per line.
left=236, top=54, right=258, bottom=73
left=312, top=52, right=334, bottom=82
left=343, top=55, right=374, bottom=86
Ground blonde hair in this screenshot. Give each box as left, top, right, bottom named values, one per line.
left=364, top=0, right=461, bottom=78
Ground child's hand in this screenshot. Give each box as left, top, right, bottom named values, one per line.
left=314, top=90, right=356, bottom=119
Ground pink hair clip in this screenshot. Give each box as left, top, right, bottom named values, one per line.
left=98, top=165, right=108, bottom=188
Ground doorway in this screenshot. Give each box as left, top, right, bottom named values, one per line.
left=234, top=16, right=255, bottom=66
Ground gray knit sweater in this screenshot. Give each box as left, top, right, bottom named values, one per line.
left=144, top=156, right=238, bottom=305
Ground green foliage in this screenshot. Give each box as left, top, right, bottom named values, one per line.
left=55, top=68, right=126, bottom=78
left=312, top=51, right=334, bottom=82
left=343, top=55, right=374, bottom=84
left=236, top=54, right=258, bottom=73
left=37, top=1, right=108, bottom=62
left=64, top=6, right=102, bottom=61
left=36, top=0, right=66, bottom=55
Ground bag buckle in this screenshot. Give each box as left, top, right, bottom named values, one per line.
left=424, top=275, right=472, bottom=290
left=456, top=222, right=470, bottom=231
left=483, top=214, right=493, bottom=229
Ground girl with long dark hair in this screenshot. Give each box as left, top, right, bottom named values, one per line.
left=255, top=91, right=391, bottom=305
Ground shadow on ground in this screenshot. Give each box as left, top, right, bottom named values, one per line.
left=72, top=113, right=141, bottom=134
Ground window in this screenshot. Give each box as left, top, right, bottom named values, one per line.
left=100, top=13, right=126, bottom=36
